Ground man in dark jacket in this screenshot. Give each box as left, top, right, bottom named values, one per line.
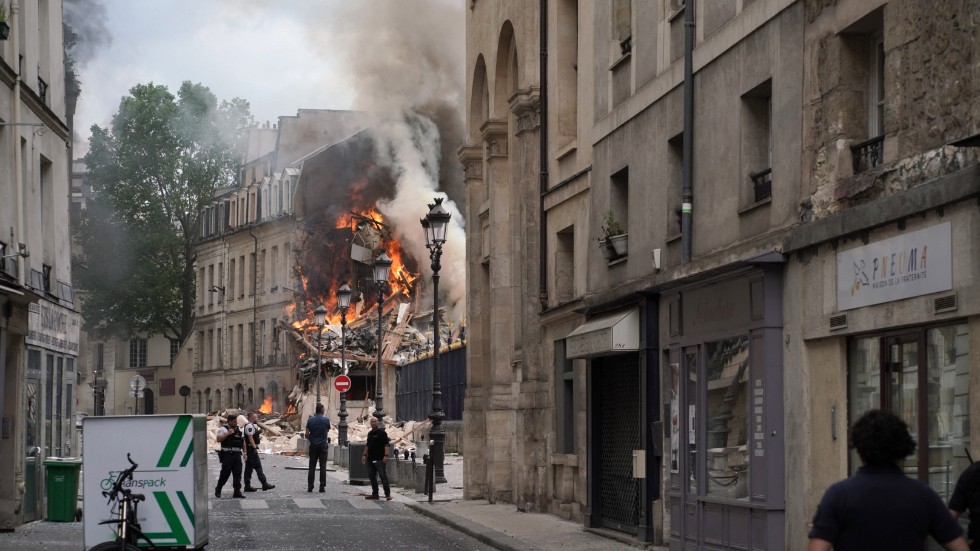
left=305, top=403, right=331, bottom=493
left=950, top=460, right=980, bottom=550
left=808, top=410, right=967, bottom=551
left=361, top=416, right=391, bottom=500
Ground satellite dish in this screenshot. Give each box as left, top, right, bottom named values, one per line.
left=178, top=385, right=191, bottom=397
left=129, top=375, right=146, bottom=392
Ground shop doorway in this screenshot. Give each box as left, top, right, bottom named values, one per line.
left=849, top=323, right=971, bottom=501
left=24, top=373, right=40, bottom=522
left=591, top=353, right=641, bottom=534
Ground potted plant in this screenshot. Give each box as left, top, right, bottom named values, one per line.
left=0, top=2, right=9, bottom=41
left=601, top=209, right=628, bottom=257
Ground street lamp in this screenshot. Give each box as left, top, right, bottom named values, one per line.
left=336, top=284, right=353, bottom=446
left=314, top=304, right=327, bottom=405
left=422, top=197, right=451, bottom=485
left=373, top=253, right=392, bottom=426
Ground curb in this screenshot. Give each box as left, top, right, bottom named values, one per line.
left=405, top=501, right=543, bottom=551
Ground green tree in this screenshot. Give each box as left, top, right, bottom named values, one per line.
left=74, top=81, right=253, bottom=342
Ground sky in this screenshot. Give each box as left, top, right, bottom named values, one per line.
left=69, top=0, right=465, bottom=155
left=67, top=0, right=470, bottom=316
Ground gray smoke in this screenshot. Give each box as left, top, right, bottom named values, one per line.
left=302, top=0, right=468, bottom=319
left=63, top=0, right=112, bottom=67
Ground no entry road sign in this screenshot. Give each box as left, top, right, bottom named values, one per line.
left=333, top=375, right=352, bottom=393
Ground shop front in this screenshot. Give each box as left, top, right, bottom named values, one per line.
left=835, top=220, right=971, bottom=509
left=664, top=265, right=785, bottom=550
left=565, top=305, right=661, bottom=542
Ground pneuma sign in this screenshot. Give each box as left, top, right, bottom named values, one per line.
left=837, top=221, right=952, bottom=311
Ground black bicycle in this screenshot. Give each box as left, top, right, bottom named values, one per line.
left=90, top=453, right=156, bottom=551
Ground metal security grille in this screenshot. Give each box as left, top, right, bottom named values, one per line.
left=595, top=353, right=641, bottom=532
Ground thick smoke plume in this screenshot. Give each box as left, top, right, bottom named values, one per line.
left=63, top=0, right=112, bottom=67
left=303, top=0, right=468, bottom=320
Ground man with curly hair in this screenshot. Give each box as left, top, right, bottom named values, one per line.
left=808, top=409, right=968, bottom=551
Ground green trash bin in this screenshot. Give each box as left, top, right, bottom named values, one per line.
left=44, top=458, right=82, bottom=522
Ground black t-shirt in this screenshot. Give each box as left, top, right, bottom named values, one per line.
left=365, top=428, right=390, bottom=461
left=809, top=464, right=963, bottom=551
left=950, top=462, right=980, bottom=543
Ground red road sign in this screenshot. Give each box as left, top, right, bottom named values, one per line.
left=334, top=375, right=352, bottom=393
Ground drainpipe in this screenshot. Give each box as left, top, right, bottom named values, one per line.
left=681, top=0, right=695, bottom=265
left=538, top=0, right=549, bottom=308
left=249, top=227, right=258, bottom=394
left=11, top=1, right=25, bottom=284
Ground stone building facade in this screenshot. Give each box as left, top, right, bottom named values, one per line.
left=462, top=1, right=978, bottom=549
left=0, top=0, right=79, bottom=527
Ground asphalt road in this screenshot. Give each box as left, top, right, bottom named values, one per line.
left=0, top=452, right=492, bottom=551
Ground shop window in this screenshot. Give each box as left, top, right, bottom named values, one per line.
left=848, top=323, right=970, bottom=501
left=704, top=336, right=750, bottom=500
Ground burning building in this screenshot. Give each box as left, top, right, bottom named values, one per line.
left=186, top=109, right=463, bottom=431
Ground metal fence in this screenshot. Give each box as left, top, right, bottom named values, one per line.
left=395, top=345, right=466, bottom=422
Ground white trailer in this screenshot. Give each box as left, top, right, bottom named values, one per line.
left=83, top=414, right=209, bottom=550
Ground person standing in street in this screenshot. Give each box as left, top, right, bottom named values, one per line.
left=361, top=416, right=391, bottom=501
left=950, top=458, right=980, bottom=550
left=243, top=412, right=275, bottom=492
left=305, top=403, right=331, bottom=493
left=215, top=413, right=246, bottom=499
left=808, top=409, right=967, bottom=551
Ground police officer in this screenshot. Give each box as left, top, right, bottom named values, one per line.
left=215, top=413, right=246, bottom=499
left=243, top=412, right=275, bottom=492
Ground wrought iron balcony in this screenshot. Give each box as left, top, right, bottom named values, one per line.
left=751, top=168, right=772, bottom=203
left=851, top=135, right=884, bottom=173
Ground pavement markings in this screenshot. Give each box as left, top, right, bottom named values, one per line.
left=348, top=497, right=381, bottom=510
left=240, top=499, right=269, bottom=509
left=293, top=498, right=326, bottom=509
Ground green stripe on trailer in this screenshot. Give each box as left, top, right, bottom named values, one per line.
left=176, top=490, right=194, bottom=525
left=157, top=416, right=192, bottom=468
left=179, top=439, right=194, bottom=468
left=143, top=491, right=191, bottom=545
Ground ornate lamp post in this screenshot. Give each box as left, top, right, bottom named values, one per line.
left=314, top=304, right=327, bottom=405
left=422, top=197, right=451, bottom=484
left=373, top=253, right=392, bottom=426
left=336, top=284, right=353, bottom=446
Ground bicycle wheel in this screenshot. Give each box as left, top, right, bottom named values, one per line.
left=89, top=540, right=141, bottom=551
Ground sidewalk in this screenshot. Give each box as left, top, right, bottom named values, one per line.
left=360, top=452, right=665, bottom=551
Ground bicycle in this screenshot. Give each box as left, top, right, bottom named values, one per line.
left=90, top=453, right=156, bottom=551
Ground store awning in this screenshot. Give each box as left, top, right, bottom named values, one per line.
left=565, top=308, right=639, bottom=359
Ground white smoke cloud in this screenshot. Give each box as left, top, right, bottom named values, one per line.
left=305, top=0, right=468, bottom=320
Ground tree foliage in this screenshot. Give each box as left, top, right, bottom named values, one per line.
left=74, top=81, right=253, bottom=342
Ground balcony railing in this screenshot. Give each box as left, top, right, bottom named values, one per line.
left=851, top=135, right=884, bottom=174
left=751, top=168, right=772, bottom=203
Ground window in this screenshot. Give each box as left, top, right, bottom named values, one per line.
left=555, top=341, right=576, bottom=454
left=741, top=79, right=773, bottom=205
left=216, top=328, right=223, bottom=369
left=229, top=259, right=236, bottom=300
left=848, top=324, right=971, bottom=501
left=667, top=134, right=684, bottom=238
left=206, top=330, right=213, bottom=371
left=129, top=338, right=147, bottom=368
left=613, top=0, right=632, bottom=55
left=555, top=227, right=575, bottom=302
left=169, top=338, right=179, bottom=363
left=868, top=35, right=884, bottom=139
left=556, top=0, right=579, bottom=147
left=271, top=246, right=278, bottom=291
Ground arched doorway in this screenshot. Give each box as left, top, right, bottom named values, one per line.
left=143, top=388, right=155, bottom=415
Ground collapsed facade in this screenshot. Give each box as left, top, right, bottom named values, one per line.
left=462, top=1, right=978, bottom=549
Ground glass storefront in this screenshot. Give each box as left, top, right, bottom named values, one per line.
left=848, top=322, right=971, bottom=501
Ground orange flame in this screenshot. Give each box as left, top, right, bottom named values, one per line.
left=284, top=403, right=297, bottom=416
left=286, top=205, right=418, bottom=331
left=258, top=396, right=273, bottom=414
